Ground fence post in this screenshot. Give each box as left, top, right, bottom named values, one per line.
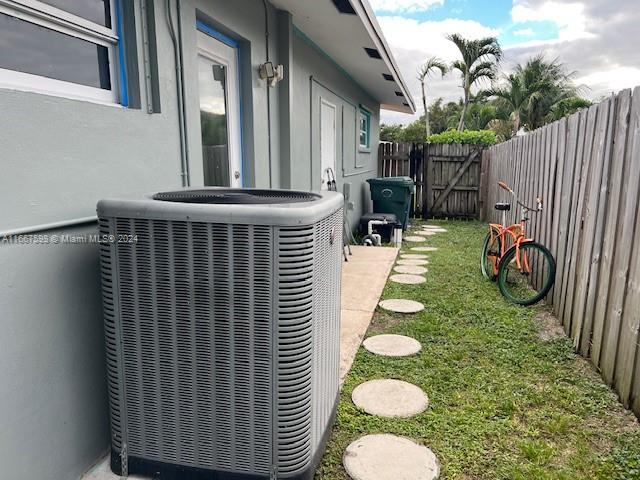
left=423, top=144, right=433, bottom=219
left=479, top=149, right=490, bottom=221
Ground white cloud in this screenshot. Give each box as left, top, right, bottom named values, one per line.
left=513, top=28, right=534, bottom=37
left=378, top=16, right=500, bottom=61
left=504, top=37, right=561, bottom=50
left=377, top=16, right=500, bottom=123
left=368, top=0, right=444, bottom=14
left=511, top=1, right=595, bottom=42
left=576, top=67, right=640, bottom=95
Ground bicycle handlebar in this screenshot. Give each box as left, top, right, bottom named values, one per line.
left=498, top=181, right=512, bottom=193
left=497, top=181, right=543, bottom=212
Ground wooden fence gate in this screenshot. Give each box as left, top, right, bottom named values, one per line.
left=378, top=142, right=486, bottom=219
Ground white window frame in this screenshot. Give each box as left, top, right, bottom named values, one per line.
left=359, top=107, right=371, bottom=151
left=0, top=0, right=120, bottom=104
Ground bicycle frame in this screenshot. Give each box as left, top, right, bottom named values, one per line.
left=486, top=182, right=542, bottom=277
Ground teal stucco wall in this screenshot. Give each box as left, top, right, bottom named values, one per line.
left=0, top=2, right=381, bottom=479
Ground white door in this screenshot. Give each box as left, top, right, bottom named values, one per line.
left=197, top=31, right=242, bottom=187
left=320, top=98, right=337, bottom=190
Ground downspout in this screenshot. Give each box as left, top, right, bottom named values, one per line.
left=165, top=0, right=190, bottom=186
left=262, top=0, right=273, bottom=188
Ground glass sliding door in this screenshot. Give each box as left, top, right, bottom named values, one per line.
left=197, top=31, right=242, bottom=187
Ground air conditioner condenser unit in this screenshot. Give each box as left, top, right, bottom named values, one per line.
left=97, top=188, right=344, bottom=479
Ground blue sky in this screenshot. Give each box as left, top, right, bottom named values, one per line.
left=377, top=0, right=514, bottom=24
left=372, top=0, right=640, bottom=124
left=372, top=0, right=561, bottom=46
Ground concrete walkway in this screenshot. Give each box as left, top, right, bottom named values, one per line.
left=340, top=246, right=398, bottom=383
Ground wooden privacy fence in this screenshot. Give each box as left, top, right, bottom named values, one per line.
left=484, top=86, right=640, bottom=417
left=378, top=142, right=485, bottom=219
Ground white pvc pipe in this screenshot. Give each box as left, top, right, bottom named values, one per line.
left=0, top=216, right=98, bottom=238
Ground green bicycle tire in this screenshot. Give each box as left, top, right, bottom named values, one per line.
left=481, top=232, right=502, bottom=281
left=497, top=241, right=556, bottom=306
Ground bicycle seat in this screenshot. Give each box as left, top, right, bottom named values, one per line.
left=494, top=202, right=511, bottom=211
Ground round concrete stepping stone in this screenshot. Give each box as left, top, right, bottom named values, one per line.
left=352, top=379, right=428, bottom=417
left=343, top=434, right=439, bottom=480
left=390, top=274, right=426, bottom=284
left=397, top=258, right=429, bottom=266
left=423, top=225, right=443, bottom=229
left=404, top=235, right=427, bottom=242
left=424, top=227, right=447, bottom=232
left=400, top=254, right=428, bottom=259
left=411, top=246, right=438, bottom=252
left=394, top=265, right=428, bottom=275
left=378, top=299, right=424, bottom=314
left=363, top=334, right=422, bottom=356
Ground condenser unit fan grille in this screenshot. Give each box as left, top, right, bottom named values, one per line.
left=153, top=189, right=319, bottom=204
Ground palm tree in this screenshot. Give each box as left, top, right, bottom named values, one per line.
left=448, top=33, right=502, bottom=131
left=465, top=102, right=500, bottom=131
left=418, top=57, right=448, bottom=137
left=485, top=73, right=529, bottom=135
left=515, top=55, right=579, bottom=129
left=549, top=96, right=592, bottom=121
left=487, top=55, right=583, bottom=133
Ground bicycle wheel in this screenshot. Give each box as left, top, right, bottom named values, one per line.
left=497, top=242, right=556, bottom=305
left=480, top=232, right=502, bottom=281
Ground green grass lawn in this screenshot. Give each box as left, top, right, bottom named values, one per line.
left=317, top=219, right=640, bottom=480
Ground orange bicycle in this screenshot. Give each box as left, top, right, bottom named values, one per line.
left=481, top=181, right=556, bottom=305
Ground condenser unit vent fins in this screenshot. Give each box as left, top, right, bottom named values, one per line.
left=98, top=187, right=343, bottom=480
left=113, top=219, right=273, bottom=474
left=99, top=217, right=123, bottom=451
left=311, top=212, right=342, bottom=450
left=276, top=224, right=315, bottom=474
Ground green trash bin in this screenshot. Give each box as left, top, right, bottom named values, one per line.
left=367, top=176, right=414, bottom=230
